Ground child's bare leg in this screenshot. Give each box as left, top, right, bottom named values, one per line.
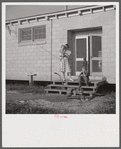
left=68, top=72, right=73, bottom=81
left=61, top=71, right=66, bottom=81
left=85, top=77, right=89, bottom=86
left=78, top=75, right=81, bottom=89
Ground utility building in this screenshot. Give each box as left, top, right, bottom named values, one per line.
left=6, top=5, right=116, bottom=84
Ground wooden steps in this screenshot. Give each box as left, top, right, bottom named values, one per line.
left=45, top=89, right=67, bottom=94
left=48, top=84, right=97, bottom=89
left=45, top=80, right=106, bottom=97
left=52, top=80, right=105, bottom=86
left=47, top=84, right=97, bottom=92
left=45, top=88, right=94, bottom=95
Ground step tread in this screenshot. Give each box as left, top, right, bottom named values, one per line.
left=53, top=80, right=104, bottom=83
left=45, top=89, right=67, bottom=92
left=48, top=84, right=97, bottom=89
left=45, top=88, right=94, bottom=93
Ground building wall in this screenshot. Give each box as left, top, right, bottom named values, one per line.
left=6, top=9, right=116, bottom=83
left=6, top=21, right=52, bottom=81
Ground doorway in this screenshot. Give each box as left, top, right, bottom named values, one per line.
left=75, top=34, right=102, bottom=76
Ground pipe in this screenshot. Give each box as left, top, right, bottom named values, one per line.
left=50, top=19, right=53, bottom=81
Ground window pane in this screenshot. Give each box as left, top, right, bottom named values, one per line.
left=22, top=36, right=25, bottom=40
left=28, top=35, right=31, bottom=40
left=21, top=28, right=31, bottom=41
left=76, top=38, right=86, bottom=58
left=76, top=61, right=83, bottom=71
left=35, top=35, right=39, bottom=39
left=34, top=26, right=46, bottom=40
left=92, top=36, right=101, bottom=57
left=42, top=34, right=45, bottom=38
left=92, top=60, right=102, bottom=72
left=29, top=29, right=31, bottom=33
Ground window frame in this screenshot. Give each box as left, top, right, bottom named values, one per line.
left=33, top=25, right=46, bottom=41
left=18, top=25, right=46, bottom=45
left=20, top=28, right=32, bottom=42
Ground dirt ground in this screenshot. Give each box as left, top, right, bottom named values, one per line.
left=6, top=90, right=116, bottom=114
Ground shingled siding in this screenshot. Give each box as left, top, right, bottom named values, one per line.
left=6, top=10, right=116, bottom=83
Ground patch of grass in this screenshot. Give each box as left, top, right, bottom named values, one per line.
left=85, top=92, right=116, bottom=114
left=6, top=83, right=45, bottom=94
left=93, top=101, right=115, bottom=114
left=105, top=91, right=116, bottom=99
left=88, top=103, right=116, bottom=114
left=6, top=101, right=75, bottom=114
left=6, top=84, right=116, bottom=114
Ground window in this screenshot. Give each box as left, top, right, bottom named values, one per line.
left=19, top=25, right=46, bottom=43
left=21, top=28, right=32, bottom=41
left=34, top=26, right=46, bottom=40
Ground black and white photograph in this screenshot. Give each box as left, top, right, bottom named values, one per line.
left=2, top=1, right=119, bottom=147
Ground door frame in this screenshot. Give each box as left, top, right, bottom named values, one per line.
left=75, top=35, right=89, bottom=75
left=90, top=34, right=102, bottom=76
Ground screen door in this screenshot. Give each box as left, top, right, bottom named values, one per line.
left=90, top=35, right=102, bottom=75
left=75, top=36, right=88, bottom=75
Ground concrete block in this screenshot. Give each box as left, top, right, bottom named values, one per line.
left=40, top=56, right=47, bottom=60
left=108, top=65, right=115, bottom=72
left=56, top=27, right=63, bottom=31
left=18, top=64, right=24, bottom=68
left=110, top=52, right=116, bottom=58
left=28, top=64, right=35, bottom=68
left=103, top=53, right=108, bottom=57
left=34, top=64, right=40, bottom=68
left=102, top=62, right=108, bottom=67
left=103, top=58, right=110, bottom=62
left=12, top=64, right=18, bottom=68
left=52, top=59, right=57, bottom=63
left=53, top=24, right=59, bottom=27
left=28, top=56, right=34, bottom=60
left=110, top=58, right=115, bottom=62
left=43, top=60, right=50, bottom=64
left=46, top=64, right=51, bottom=67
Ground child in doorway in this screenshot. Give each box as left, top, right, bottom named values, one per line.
left=78, top=57, right=89, bottom=87
left=82, top=57, right=87, bottom=70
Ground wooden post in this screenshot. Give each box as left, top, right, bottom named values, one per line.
left=27, top=73, right=37, bottom=86
left=29, top=75, right=33, bottom=85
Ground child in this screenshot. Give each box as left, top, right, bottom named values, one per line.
left=82, top=57, right=87, bottom=70
left=59, top=44, right=73, bottom=81
left=78, top=57, right=89, bottom=87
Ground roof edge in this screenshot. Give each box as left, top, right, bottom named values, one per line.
left=6, top=5, right=116, bottom=25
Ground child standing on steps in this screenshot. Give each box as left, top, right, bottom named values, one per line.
left=59, top=44, right=73, bottom=82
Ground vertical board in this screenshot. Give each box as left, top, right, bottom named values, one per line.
left=88, top=36, right=90, bottom=75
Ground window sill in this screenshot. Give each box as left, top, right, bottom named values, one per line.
left=18, top=39, right=46, bottom=46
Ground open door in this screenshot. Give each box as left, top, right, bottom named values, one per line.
left=90, top=35, right=102, bottom=76
left=75, top=36, right=89, bottom=75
